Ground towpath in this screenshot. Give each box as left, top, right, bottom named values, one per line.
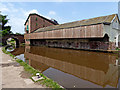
left=0, top=47, right=45, bottom=89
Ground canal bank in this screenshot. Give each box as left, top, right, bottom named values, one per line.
left=1, top=47, right=63, bottom=89
left=8, top=45, right=119, bottom=88
left=0, top=47, right=46, bottom=88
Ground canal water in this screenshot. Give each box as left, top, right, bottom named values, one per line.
left=8, top=46, right=119, bottom=88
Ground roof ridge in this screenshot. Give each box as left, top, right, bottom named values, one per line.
left=103, top=15, right=109, bottom=23
left=33, top=14, right=116, bottom=33
left=57, top=14, right=116, bottom=26
left=24, top=13, right=58, bottom=25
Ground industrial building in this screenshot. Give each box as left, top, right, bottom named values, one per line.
left=24, top=13, right=120, bottom=51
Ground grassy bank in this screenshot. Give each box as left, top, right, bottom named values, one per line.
left=2, top=47, right=64, bottom=89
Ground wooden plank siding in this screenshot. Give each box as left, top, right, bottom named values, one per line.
left=24, top=24, right=104, bottom=39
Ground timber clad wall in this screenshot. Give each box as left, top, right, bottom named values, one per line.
left=24, top=24, right=104, bottom=39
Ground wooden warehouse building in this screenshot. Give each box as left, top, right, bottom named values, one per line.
left=24, top=13, right=120, bottom=51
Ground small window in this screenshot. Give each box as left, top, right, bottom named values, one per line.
left=36, top=17, right=37, bottom=21
left=27, top=25, right=28, bottom=30
left=36, top=23, right=38, bottom=26
left=26, top=25, right=29, bottom=33
left=116, top=21, right=117, bottom=23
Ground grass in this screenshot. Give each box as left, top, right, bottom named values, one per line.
left=7, top=39, right=16, bottom=46
left=116, top=47, right=120, bottom=51
left=20, top=43, right=25, bottom=46
left=0, top=43, right=4, bottom=46
left=2, top=46, right=64, bottom=89
left=2, top=46, right=15, bottom=58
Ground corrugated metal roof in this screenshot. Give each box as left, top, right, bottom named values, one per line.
left=34, top=14, right=116, bottom=33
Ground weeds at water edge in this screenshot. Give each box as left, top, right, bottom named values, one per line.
left=2, top=47, right=64, bottom=89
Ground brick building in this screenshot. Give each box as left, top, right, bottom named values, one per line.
left=24, top=13, right=58, bottom=33
left=24, top=13, right=120, bottom=51
left=24, top=13, right=58, bottom=44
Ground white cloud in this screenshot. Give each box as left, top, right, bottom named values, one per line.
left=0, top=2, right=26, bottom=34
left=24, top=9, right=39, bottom=17
left=10, top=17, right=25, bottom=34
left=0, top=3, right=9, bottom=12
left=24, top=9, right=51, bottom=20
left=0, top=3, right=61, bottom=34
left=0, top=2, right=52, bottom=34
left=48, top=11, right=56, bottom=15
left=0, top=2, right=18, bottom=13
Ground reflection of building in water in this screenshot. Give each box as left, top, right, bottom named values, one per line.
left=10, top=46, right=25, bottom=56
left=24, top=46, right=118, bottom=88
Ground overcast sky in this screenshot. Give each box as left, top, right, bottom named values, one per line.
left=0, top=2, right=118, bottom=34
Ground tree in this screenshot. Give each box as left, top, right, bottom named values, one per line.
left=0, top=13, right=12, bottom=37
left=15, top=32, right=23, bottom=35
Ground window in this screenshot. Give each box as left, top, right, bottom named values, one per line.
left=27, top=25, right=29, bottom=30
left=36, top=23, right=38, bottom=26
left=26, top=25, right=29, bottom=33
left=36, top=17, right=37, bottom=21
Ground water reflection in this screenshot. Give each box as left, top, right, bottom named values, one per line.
left=6, top=46, right=15, bottom=52
left=11, top=46, right=118, bottom=88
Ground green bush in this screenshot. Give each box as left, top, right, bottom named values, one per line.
left=116, top=47, right=120, bottom=50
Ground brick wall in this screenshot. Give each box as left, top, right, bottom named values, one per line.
left=25, top=39, right=30, bottom=45
left=25, top=14, right=57, bottom=33
left=108, top=42, right=116, bottom=50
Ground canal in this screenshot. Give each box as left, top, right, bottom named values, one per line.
left=8, top=46, right=119, bottom=88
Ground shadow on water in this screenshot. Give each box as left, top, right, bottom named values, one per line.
left=10, top=46, right=119, bottom=88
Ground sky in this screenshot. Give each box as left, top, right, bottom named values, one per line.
left=0, top=2, right=118, bottom=34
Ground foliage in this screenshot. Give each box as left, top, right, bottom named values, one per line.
left=11, top=38, right=15, bottom=41
left=0, top=43, right=4, bottom=46
left=116, top=47, right=120, bottom=51
left=15, top=32, right=23, bottom=35
left=6, top=38, right=15, bottom=46
left=20, top=43, right=25, bottom=46
left=2, top=46, right=15, bottom=58
left=0, top=13, right=12, bottom=37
